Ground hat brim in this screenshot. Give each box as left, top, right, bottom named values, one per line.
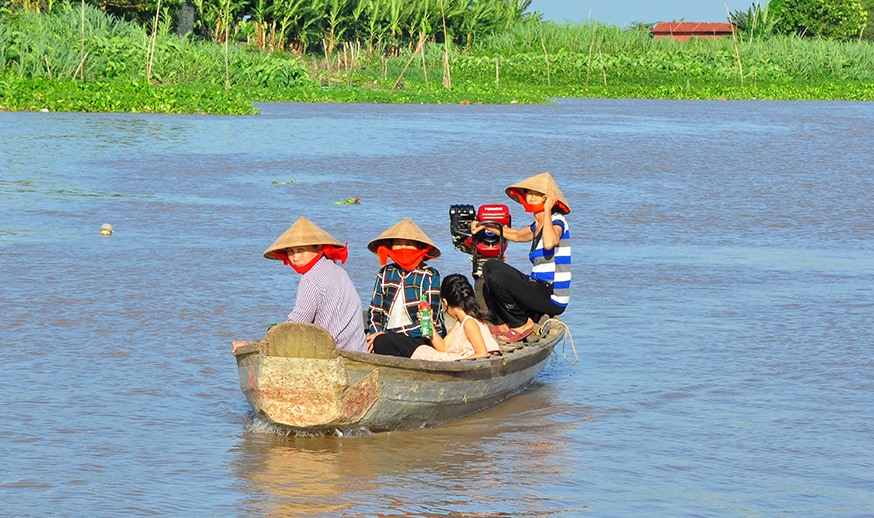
left=366, top=218, right=441, bottom=258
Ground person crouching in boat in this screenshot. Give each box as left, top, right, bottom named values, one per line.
left=366, top=218, right=445, bottom=357
left=236, top=216, right=367, bottom=354
left=411, top=273, right=501, bottom=361
left=471, top=172, right=571, bottom=343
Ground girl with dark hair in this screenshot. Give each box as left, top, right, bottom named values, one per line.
left=411, top=274, right=501, bottom=361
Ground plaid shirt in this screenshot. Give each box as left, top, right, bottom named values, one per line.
left=367, top=262, right=445, bottom=337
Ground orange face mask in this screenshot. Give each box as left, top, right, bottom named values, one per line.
left=378, top=245, right=429, bottom=271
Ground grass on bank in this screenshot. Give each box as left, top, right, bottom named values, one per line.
left=2, top=5, right=874, bottom=113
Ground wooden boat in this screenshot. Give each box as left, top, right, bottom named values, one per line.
left=232, top=319, right=566, bottom=434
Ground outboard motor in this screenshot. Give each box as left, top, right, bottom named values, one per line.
left=449, top=204, right=511, bottom=278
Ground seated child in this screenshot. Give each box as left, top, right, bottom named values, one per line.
left=412, top=274, right=501, bottom=361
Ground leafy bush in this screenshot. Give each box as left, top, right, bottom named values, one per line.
left=769, top=0, right=867, bottom=40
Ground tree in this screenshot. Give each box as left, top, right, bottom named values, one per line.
left=769, top=0, right=867, bottom=40
left=859, top=0, right=874, bottom=39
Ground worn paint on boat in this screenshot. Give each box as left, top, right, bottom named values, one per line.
left=233, top=319, right=565, bottom=433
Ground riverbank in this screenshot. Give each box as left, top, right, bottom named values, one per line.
left=2, top=8, right=874, bottom=113
left=5, top=74, right=871, bottom=115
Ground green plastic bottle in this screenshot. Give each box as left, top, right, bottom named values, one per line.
left=418, top=294, right=433, bottom=338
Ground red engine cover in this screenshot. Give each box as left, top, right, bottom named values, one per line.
left=477, top=204, right=511, bottom=226
left=472, top=204, right=511, bottom=258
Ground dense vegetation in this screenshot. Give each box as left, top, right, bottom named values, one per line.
left=1, top=0, right=873, bottom=113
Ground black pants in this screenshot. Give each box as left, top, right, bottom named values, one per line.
left=482, top=259, right=565, bottom=328
left=372, top=332, right=429, bottom=358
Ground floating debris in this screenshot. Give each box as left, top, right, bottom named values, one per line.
left=334, top=197, right=361, bottom=205
left=99, top=223, right=113, bottom=236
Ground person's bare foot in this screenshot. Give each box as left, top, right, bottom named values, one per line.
left=510, top=318, right=535, bottom=335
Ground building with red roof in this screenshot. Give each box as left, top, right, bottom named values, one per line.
left=652, top=22, right=734, bottom=41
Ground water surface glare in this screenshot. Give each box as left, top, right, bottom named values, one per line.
left=1, top=99, right=872, bottom=516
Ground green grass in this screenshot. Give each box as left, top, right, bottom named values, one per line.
left=2, top=10, right=874, bottom=113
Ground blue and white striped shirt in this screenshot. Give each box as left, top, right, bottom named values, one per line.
left=529, top=213, right=571, bottom=307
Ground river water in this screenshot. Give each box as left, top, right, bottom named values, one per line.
left=1, top=99, right=872, bottom=516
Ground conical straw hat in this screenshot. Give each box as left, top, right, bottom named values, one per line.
left=367, top=217, right=441, bottom=258
left=263, top=216, right=343, bottom=260
left=505, top=172, right=571, bottom=214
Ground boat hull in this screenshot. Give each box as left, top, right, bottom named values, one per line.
left=234, top=320, right=563, bottom=433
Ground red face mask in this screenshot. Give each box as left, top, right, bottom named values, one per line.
left=275, top=244, right=348, bottom=274
left=510, top=188, right=545, bottom=213
left=321, top=244, right=349, bottom=264
left=274, top=250, right=322, bottom=274
left=520, top=199, right=545, bottom=213
left=378, top=245, right=429, bottom=271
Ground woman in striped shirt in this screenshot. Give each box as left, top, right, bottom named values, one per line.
left=471, top=172, right=571, bottom=343
left=233, top=216, right=368, bottom=354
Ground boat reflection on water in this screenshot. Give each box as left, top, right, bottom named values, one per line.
left=232, top=386, right=594, bottom=515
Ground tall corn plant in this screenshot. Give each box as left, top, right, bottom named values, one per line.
left=361, top=0, right=388, bottom=51
left=249, top=0, right=274, bottom=50
left=321, top=0, right=348, bottom=54
left=383, top=0, right=407, bottom=53
left=275, top=0, right=324, bottom=52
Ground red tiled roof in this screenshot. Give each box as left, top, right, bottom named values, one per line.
left=652, top=22, right=734, bottom=40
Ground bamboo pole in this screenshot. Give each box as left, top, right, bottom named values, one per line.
left=146, top=0, right=161, bottom=83
left=598, top=43, right=607, bottom=85
left=223, top=0, right=230, bottom=92
left=726, top=4, right=744, bottom=87
left=420, top=34, right=429, bottom=91
left=75, top=0, right=85, bottom=80
left=344, top=43, right=350, bottom=86
left=585, top=23, right=596, bottom=86
left=390, top=35, right=425, bottom=94
left=540, top=34, right=551, bottom=87
left=441, top=4, right=451, bottom=89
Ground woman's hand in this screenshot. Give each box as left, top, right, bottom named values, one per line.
left=365, top=332, right=384, bottom=352
left=543, top=189, right=557, bottom=212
